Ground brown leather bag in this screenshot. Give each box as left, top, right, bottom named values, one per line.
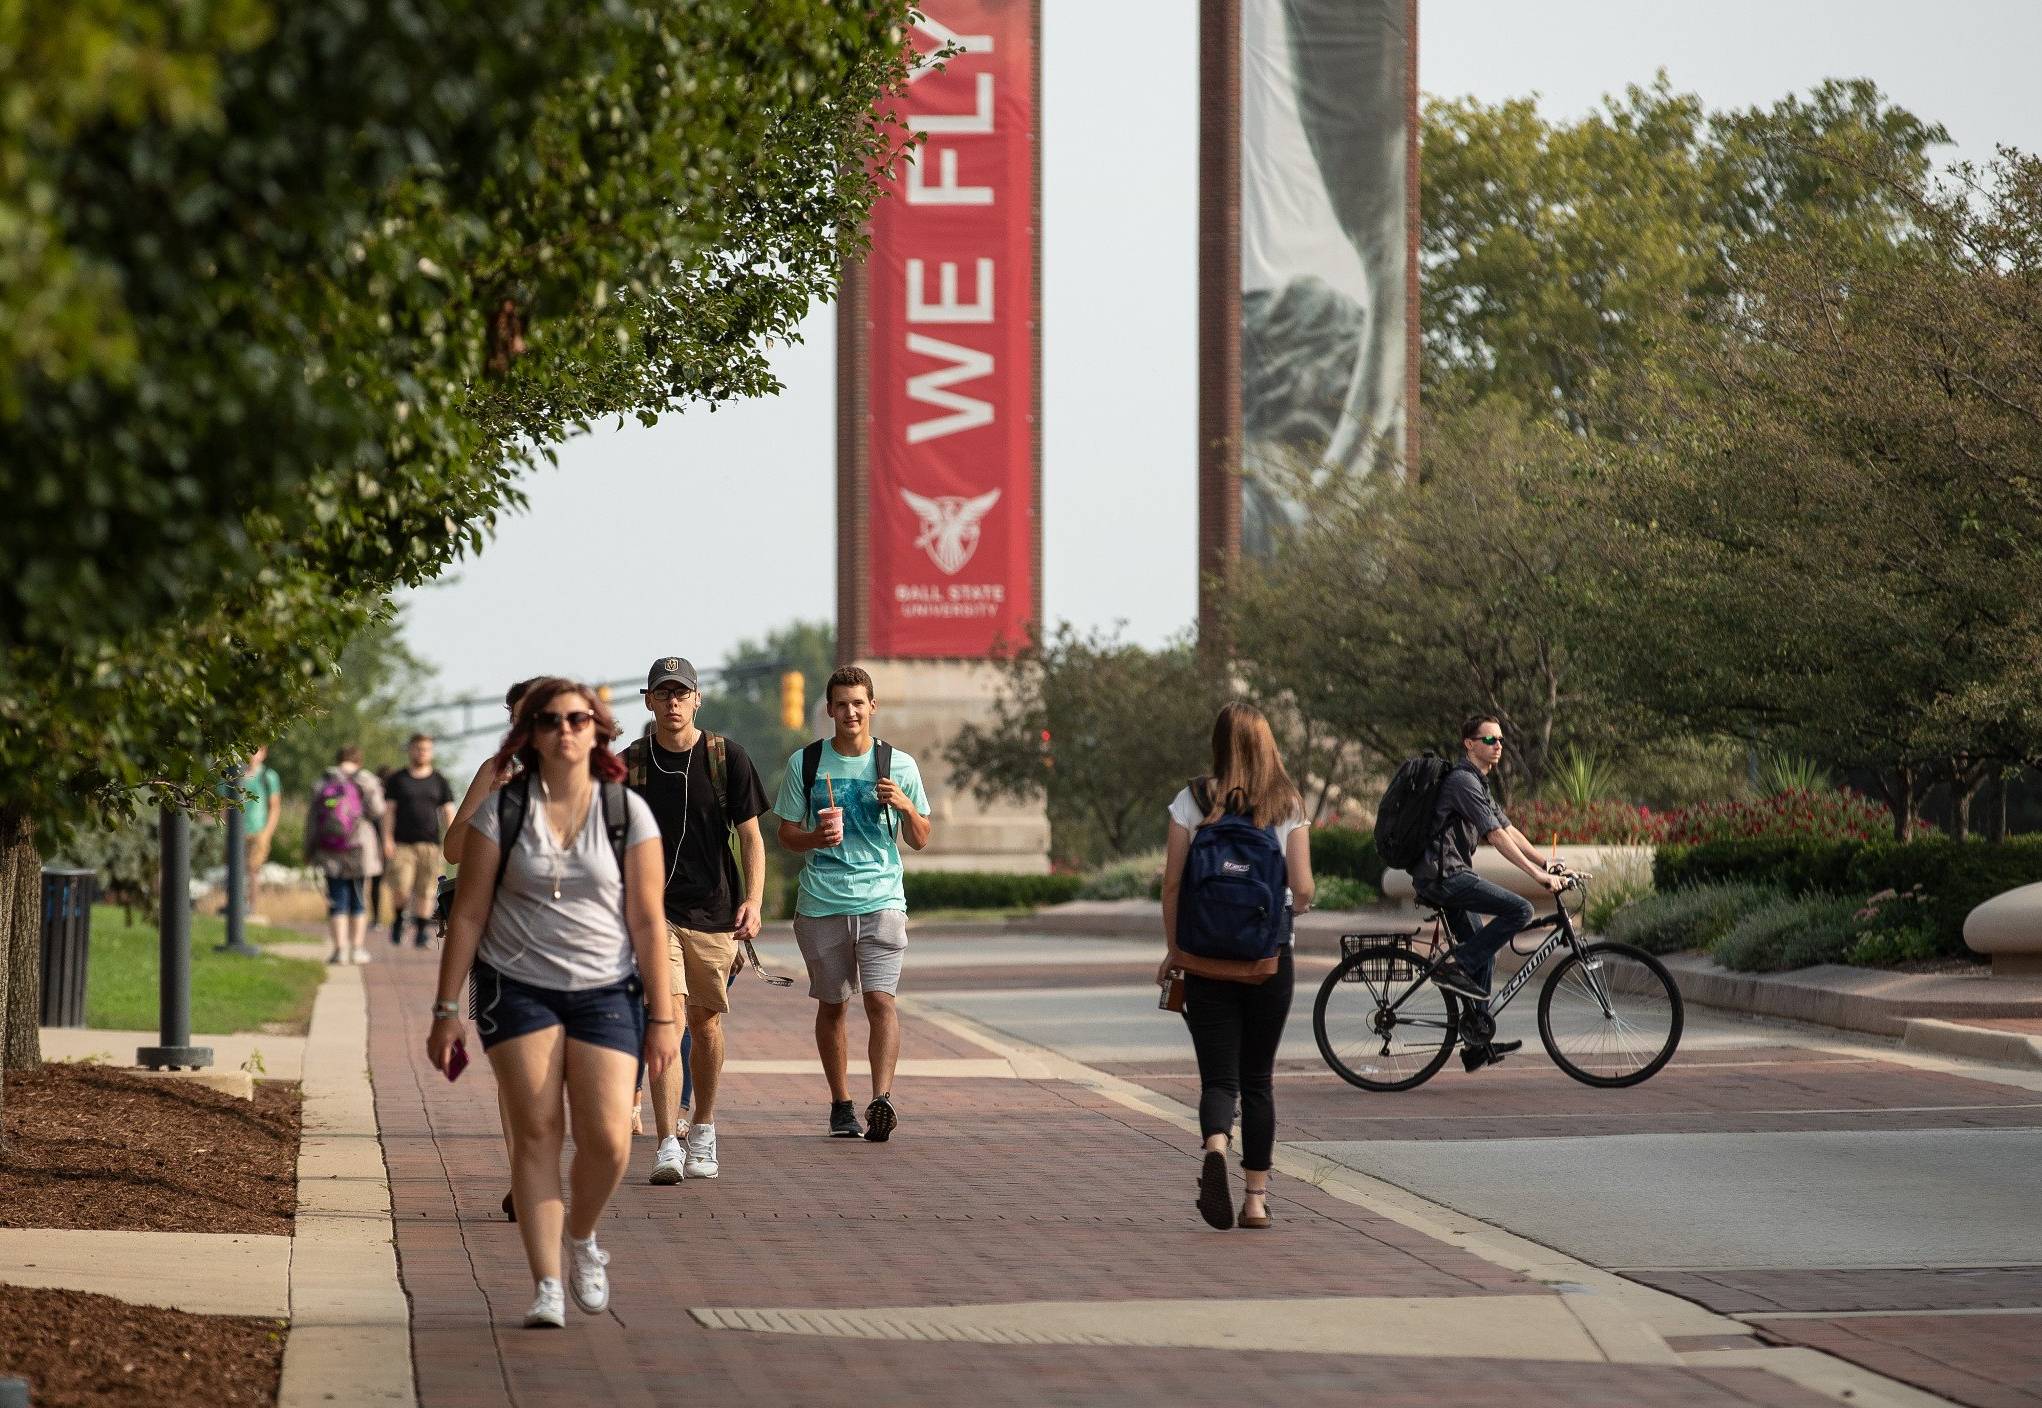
left=1168, top=949, right=1278, bottom=984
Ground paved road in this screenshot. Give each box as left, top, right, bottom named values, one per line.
left=895, top=929, right=2042, bottom=1408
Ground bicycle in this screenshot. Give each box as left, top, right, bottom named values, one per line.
left=1312, top=871, right=1683, bottom=1091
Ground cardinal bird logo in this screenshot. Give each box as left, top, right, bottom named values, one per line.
left=901, top=488, right=1001, bottom=575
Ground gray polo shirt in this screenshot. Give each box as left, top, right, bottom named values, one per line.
left=468, top=781, right=659, bottom=991
left=1413, top=762, right=1510, bottom=886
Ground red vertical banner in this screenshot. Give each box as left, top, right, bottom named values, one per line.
left=865, top=1, right=1037, bottom=658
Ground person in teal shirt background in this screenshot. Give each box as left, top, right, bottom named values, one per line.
left=774, top=665, right=931, bottom=1143
left=239, top=747, right=283, bottom=918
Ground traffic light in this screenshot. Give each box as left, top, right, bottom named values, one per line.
left=779, top=671, right=804, bottom=730
left=596, top=684, right=613, bottom=703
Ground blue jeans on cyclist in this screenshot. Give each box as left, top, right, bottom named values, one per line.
left=1419, top=869, right=1533, bottom=1003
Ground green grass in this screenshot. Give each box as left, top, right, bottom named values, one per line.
left=84, top=904, right=327, bottom=1034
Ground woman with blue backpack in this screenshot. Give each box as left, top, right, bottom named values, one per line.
left=1158, top=702, right=1314, bottom=1230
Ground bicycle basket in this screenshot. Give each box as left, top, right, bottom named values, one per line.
left=1339, top=933, right=1422, bottom=983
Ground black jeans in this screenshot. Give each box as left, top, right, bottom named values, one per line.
left=1180, top=946, right=1294, bottom=1172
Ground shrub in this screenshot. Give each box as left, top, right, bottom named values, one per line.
left=1312, top=826, right=1384, bottom=888
left=1313, top=875, right=1380, bottom=911
left=1077, top=852, right=1164, bottom=901
left=902, top=870, right=1083, bottom=912
left=1714, top=893, right=1860, bottom=972
left=1657, top=835, right=2042, bottom=960
left=1603, top=882, right=1773, bottom=954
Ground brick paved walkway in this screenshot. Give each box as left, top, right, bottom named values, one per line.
left=363, top=945, right=1851, bottom=1407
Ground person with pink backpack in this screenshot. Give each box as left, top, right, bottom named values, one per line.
left=305, top=744, right=388, bottom=964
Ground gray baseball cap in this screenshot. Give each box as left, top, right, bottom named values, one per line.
left=644, top=656, right=698, bottom=693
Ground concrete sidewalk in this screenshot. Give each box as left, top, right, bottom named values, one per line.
left=359, top=941, right=1902, bottom=1408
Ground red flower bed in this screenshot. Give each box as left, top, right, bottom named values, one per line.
left=1508, top=790, right=1889, bottom=847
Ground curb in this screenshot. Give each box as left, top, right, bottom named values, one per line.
left=1902, top=1018, right=2042, bottom=1069
left=277, top=965, right=416, bottom=1408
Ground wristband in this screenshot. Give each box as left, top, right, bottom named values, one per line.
left=431, top=999, right=460, bottom=1020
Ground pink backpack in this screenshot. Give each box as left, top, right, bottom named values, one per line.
left=312, top=774, right=364, bottom=853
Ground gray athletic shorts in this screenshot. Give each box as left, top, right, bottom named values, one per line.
left=791, top=910, right=908, bottom=1004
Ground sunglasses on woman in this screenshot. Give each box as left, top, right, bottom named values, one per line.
left=534, top=710, right=596, bottom=732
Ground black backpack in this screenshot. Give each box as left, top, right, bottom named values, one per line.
left=1373, top=753, right=1452, bottom=870
left=800, top=738, right=896, bottom=837
left=493, top=774, right=630, bottom=897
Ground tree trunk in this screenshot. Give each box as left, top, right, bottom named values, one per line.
left=1988, top=775, right=2009, bottom=844
left=1877, top=765, right=1916, bottom=842
left=2, top=809, right=42, bottom=1072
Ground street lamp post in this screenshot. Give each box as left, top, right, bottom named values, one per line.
left=138, top=806, right=213, bottom=1071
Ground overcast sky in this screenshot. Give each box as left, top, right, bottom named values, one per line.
left=400, top=0, right=2042, bottom=757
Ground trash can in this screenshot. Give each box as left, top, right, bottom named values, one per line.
left=40, top=867, right=95, bottom=1027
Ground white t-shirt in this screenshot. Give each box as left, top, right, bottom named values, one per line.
left=467, top=779, right=660, bottom=991
left=1167, top=786, right=1307, bottom=921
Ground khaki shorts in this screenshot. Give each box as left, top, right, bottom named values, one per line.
left=664, top=923, right=735, bottom=1014
left=792, top=911, right=907, bottom=1005
left=386, top=842, right=443, bottom=915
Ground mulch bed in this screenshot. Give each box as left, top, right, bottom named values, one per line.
left=0, top=1284, right=283, bottom=1407
left=0, top=1062, right=301, bottom=1235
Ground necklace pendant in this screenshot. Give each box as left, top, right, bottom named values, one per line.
left=552, top=884, right=562, bottom=902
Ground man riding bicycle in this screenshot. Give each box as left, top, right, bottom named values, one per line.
left=1414, top=715, right=1568, bottom=1073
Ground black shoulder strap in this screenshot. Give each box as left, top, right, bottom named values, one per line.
left=800, top=739, right=825, bottom=825
left=875, top=739, right=896, bottom=836
left=601, top=780, right=629, bottom=870
left=492, top=774, right=532, bottom=894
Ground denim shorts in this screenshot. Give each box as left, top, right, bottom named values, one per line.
left=471, top=961, right=646, bottom=1060
left=324, top=875, right=365, bottom=917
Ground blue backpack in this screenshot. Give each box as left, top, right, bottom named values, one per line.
left=1177, top=779, right=1289, bottom=962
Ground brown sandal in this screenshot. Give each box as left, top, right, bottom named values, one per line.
left=1238, top=1192, right=1272, bottom=1229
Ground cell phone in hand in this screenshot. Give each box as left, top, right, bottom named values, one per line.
left=446, top=1037, right=469, bottom=1083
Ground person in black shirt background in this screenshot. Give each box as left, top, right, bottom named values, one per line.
left=621, top=657, right=769, bottom=1184
left=382, top=733, right=455, bottom=948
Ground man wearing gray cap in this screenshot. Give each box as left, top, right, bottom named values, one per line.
left=621, top=656, right=770, bottom=1184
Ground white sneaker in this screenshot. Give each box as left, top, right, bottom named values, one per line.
left=684, top=1124, right=719, bottom=1179
left=524, top=1277, right=565, bottom=1328
left=568, top=1236, right=610, bottom=1314
left=351, top=948, right=371, bottom=965
left=649, top=1135, right=685, bottom=1185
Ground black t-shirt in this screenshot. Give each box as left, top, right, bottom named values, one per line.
left=1414, top=761, right=1510, bottom=885
left=633, top=734, right=770, bottom=932
left=383, top=768, right=454, bottom=844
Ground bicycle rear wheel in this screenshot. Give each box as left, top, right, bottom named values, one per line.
left=1314, top=944, right=1462, bottom=1092
left=1536, top=941, right=1683, bottom=1087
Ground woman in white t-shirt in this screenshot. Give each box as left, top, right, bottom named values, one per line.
left=427, top=678, right=679, bottom=1328
left=1158, top=702, right=1314, bottom=1231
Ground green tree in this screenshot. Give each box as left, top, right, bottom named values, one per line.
left=0, top=2, right=916, bottom=1101
left=267, top=613, right=440, bottom=797
left=1422, top=77, right=1946, bottom=429
left=696, top=620, right=838, bottom=785
left=1581, top=150, right=2042, bottom=838
left=1228, top=400, right=1628, bottom=806
left=948, top=626, right=1226, bottom=864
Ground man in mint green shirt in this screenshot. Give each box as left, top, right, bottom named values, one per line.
left=774, top=665, right=931, bottom=1143
left=240, top=747, right=283, bottom=919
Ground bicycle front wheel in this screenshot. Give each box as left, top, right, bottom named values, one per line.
left=1315, top=944, right=1462, bottom=1092
left=1537, top=941, right=1683, bottom=1087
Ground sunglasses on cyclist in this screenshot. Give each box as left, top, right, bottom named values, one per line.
left=1474, top=734, right=1503, bottom=746
left=534, top=710, right=596, bottom=732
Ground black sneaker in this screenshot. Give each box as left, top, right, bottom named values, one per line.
left=1461, top=1038, right=1523, bottom=1073
left=1429, top=960, right=1491, bottom=1002
left=829, top=1100, right=864, bottom=1138
left=864, top=1094, right=897, bottom=1143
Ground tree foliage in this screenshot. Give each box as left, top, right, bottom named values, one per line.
left=0, top=2, right=916, bottom=1096
left=947, top=626, right=1226, bottom=864
left=1580, top=149, right=2042, bottom=837
left=1422, top=76, right=1947, bottom=430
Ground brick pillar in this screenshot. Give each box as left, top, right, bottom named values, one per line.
left=1196, top=0, right=1243, bottom=649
